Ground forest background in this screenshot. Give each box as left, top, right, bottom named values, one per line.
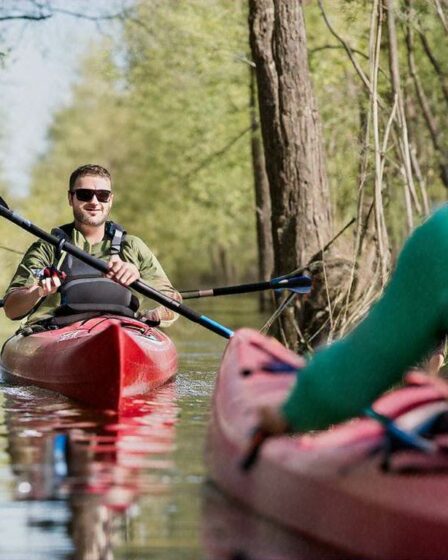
left=0, top=0, right=447, bottom=349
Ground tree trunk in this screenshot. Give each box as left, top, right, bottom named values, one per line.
left=210, top=244, right=236, bottom=284
left=248, top=0, right=333, bottom=349
left=250, top=66, right=274, bottom=311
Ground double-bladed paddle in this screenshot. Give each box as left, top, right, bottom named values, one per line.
left=0, top=198, right=234, bottom=339
left=0, top=242, right=312, bottom=302
left=180, top=274, right=312, bottom=300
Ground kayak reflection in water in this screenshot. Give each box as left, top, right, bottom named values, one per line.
left=2, top=383, right=179, bottom=559
left=3, top=164, right=181, bottom=327
left=259, top=205, right=448, bottom=436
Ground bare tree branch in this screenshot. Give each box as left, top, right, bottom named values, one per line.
left=48, top=7, right=131, bottom=22
left=418, top=30, right=448, bottom=106
left=0, top=2, right=131, bottom=24
left=260, top=218, right=355, bottom=336
left=0, top=14, right=51, bottom=22
left=317, top=0, right=372, bottom=94
left=386, top=0, right=421, bottom=224
left=370, top=0, right=390, bottom=281
left=309, top=43, right=389, bottom=79
left=434, top=0, right=448, bottom=33
left=309, top=43, right=369, bottom=61
left=409, top=146, right=430, bottom=214
left=405, top=1, right=448, bottom=189
left=406, top=3, right=444, bottom=153
left=183, top=126, right=252, bottom=184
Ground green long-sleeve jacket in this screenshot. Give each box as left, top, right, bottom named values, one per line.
left=282, top=205, right=448, bottom=432
left=4, top=226, right=178, bottom=327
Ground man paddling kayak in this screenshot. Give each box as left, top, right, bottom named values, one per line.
left=3, top=164, right=180, bottom=327
left=260, top=205, right=448, bottom=435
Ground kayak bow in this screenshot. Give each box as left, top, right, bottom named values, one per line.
left=1, top=315, right=177, bottom=410
left=207, top=328, right=448, bottom=560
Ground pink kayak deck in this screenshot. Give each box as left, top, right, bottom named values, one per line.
left=207, top=328, right=448, bottom=560
left=1, top=316, right=178, bottom=410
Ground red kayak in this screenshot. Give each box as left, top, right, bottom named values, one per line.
left=207, top=328, right=448, bottom=560
left=1, top=315, right=177, bottom=410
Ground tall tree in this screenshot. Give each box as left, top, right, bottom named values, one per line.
left=249, top=66, right=274, bottom=311
left=248, top=0, right=333, bottom=349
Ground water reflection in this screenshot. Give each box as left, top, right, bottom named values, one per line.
left=0, top=297, right=292, bottom=559
left=0, top=383, right=179, bottom=559
left=201, top=485, right=350, bottom=560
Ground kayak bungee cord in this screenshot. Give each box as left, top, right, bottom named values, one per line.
left=364, top=406, right=438, bottom=455
left=0, top=197, right=234, bottom=339
left=241, top=401, right=448, bottom=473
left=364, top=405, right=443, bottom=472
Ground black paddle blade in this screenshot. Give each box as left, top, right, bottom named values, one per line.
left=0, top=196, right=9, bottom=209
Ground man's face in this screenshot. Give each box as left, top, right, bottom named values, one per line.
left=68, top=175, right=113, bottom=227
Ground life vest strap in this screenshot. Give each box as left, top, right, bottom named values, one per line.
left=51, top=221, right=127, bottom=260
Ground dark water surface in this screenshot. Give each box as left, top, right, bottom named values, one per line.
left=0, top=297, right=345, bottom=560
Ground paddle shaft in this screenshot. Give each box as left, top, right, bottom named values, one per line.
left=181, top=275, right=311, bottom=299
left=0, top=204, right=234, bottom=339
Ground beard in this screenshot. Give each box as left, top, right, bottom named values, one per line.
left=73, top=206, right=110, bottom=227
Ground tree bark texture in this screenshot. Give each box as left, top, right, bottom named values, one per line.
left=248, top=0, right=333, bottom=348
left=250, top=66, right=274, bottom=311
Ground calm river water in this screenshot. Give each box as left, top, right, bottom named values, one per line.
left=0, top=297, right=347, bottom=560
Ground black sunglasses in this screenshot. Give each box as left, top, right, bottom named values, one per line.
left=70, top=189, right=112, bottom=203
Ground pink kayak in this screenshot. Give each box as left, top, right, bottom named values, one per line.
left=1, top=315, right=177, bottom=410
left=206, top=328, right=448, bottom=560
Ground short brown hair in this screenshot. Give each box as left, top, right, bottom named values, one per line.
left=69, top=164, right=111, bottom=191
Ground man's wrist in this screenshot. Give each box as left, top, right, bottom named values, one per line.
left=27, top=284, right=43, bottom=299
left=3, top=284, right=42, bottom=320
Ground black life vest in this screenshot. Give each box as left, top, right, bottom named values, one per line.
left=51, top=222, right=140, bottom=318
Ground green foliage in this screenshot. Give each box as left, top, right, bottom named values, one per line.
left=27, top=0, right=254, bottom=286
left=0, top=110, right=27, bottom=292
left=304, top=0, right=448, bottom=248
left=8, top=0, right=447, bottom=293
